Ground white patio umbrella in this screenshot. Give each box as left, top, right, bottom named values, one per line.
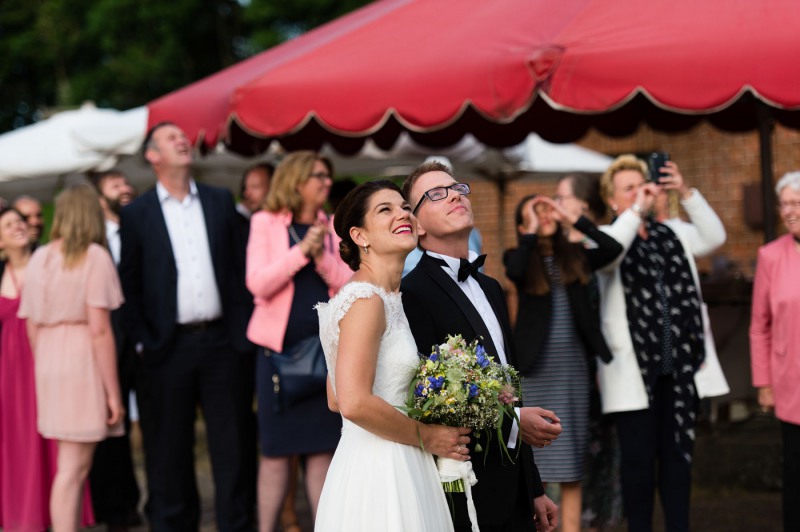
left=322, top=131, right=613, bottom=179
left=0, top=103, right=148, bottom=200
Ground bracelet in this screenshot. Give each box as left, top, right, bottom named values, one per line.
left=631, top=203, right=643, bottom=216
left=416, top=422, right=425, bottom=451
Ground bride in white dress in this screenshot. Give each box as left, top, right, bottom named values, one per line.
left=315, top=181, right=472, bottom=531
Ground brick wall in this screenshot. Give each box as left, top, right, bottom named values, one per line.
left=469, top=122, right=800, bottom=289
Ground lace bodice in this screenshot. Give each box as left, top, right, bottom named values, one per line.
left=316, top=282, right=420, bottom=406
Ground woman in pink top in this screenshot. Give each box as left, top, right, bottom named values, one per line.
left=246, top=152, right=351, bottom=532
left=750, top=171, right=800, bottom=532
left=19, top=184, right=124, bottom=532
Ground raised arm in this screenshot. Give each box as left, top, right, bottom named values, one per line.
left=573, top=216, right=624, bottom=270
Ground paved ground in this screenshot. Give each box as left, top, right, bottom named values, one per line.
left=109, top=412, right=782, bottom=532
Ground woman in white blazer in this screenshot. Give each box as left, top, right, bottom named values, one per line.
left=594, top=155, right=727, bottom=532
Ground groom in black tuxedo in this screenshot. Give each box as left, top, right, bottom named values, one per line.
left=401, top=161, right=562, bottom=532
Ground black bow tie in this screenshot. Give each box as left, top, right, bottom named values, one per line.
left=458, top=255, right=486, bottom=282
left=429, top=254, right=486, bottom=282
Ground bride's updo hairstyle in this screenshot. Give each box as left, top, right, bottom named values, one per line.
left=334, top=180, right=404, bottom=271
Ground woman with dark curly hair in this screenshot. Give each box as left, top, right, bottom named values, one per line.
left=315, top=180, right=470, bottom=531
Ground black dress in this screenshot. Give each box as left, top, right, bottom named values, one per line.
left=256, top=223, right=342, bottom=456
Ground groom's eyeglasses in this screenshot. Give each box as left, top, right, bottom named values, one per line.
left=412, top=183, right=471, bottom=215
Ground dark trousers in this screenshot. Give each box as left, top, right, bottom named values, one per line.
left=782, top=420, right=800, bottom=532
left=89, top=343, right=141, bottom=524
left=453, top=453, right=536, bottom=532
left=613, top=376, right=695, bottom=532
left=137, top=324, right=254, bottom=532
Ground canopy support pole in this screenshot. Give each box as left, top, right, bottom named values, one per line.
left=757, top=102, right=776, bottom=243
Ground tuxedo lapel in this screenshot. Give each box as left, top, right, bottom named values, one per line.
left=418, top=253, right=500, bottom=358
left=475, top=272, right=514, bottom=364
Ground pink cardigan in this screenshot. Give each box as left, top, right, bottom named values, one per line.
left=246, top=209, right=352, bottom=352
left=750, top=234, right=800, bottom=425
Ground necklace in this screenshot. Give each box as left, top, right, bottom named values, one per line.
left=288, top=224, right=303, bottom=246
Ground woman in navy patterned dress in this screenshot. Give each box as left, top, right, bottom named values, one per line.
left=504, top=194, right=622, bottom=532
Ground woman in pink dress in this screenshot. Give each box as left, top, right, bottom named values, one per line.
left=19, top=184, right=124, bottom=532
left=0, top=206, right=94, bottom=532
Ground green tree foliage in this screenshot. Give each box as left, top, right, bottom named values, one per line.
left=244, top=0, right=372, bottom=52
left=0, top=0, right=371, bottom=133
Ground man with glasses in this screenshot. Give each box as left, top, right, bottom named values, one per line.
left=402, top=175, right=483, bottom=276
left=401, top=160, right=562, bottom=532
left=13, top=195, right=45, bottom=246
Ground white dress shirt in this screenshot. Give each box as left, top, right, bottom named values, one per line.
left=235, top=202, right=252, bottom=220
left=105, top=219, right=121, bottom=265
left=426, top=250, right=519, bottom=447
left=157, top=180, right=223, bottom=324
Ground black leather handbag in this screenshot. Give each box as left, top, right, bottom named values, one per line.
left=266, top=336, right=327, bottom=413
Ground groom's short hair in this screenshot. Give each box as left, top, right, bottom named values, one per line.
left=401, top=160, right=454, bottom=203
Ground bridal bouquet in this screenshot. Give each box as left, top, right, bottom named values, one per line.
left=404, top=334, right=520, bottom=494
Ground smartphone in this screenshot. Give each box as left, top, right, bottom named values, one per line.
left=648, top=152, right=670, bottom=183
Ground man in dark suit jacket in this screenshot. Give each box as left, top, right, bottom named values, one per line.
left=119, top=122, right=254, bottom=532
left=89, top=170, right=141, bottom=530
left=401, top=161, right=562, bottom=532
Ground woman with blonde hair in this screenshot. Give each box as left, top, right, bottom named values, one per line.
left=594, top=155, right=727, bottom=531
left=19, top=184, right=124, bottom=532
left=247, top=151, right=351, bottom=531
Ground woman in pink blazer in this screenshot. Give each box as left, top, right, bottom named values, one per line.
left=246, top=152, right=351, bottom=532
left=750, top=170, right=800, bottom=532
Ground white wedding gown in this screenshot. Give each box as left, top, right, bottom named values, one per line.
left=315, top=282, right=454, bottom=531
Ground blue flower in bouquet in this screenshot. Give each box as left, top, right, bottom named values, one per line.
left=467, top=383, right=479, bottom=398
left=475, top=346, right=490, bottom=369
left=429, top=351, right=439, bottom=362
left=414, top=382, right=427, bottom=397
left=427, top=375, right=445, bottom=390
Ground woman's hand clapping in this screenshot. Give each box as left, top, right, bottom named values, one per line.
left=299, top=220, right=328, bottom=259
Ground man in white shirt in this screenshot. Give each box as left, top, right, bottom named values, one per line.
left=119, top=122, right=254, bottom=531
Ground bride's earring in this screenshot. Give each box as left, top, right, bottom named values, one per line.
left=363, top=243, right=369, bottom=254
